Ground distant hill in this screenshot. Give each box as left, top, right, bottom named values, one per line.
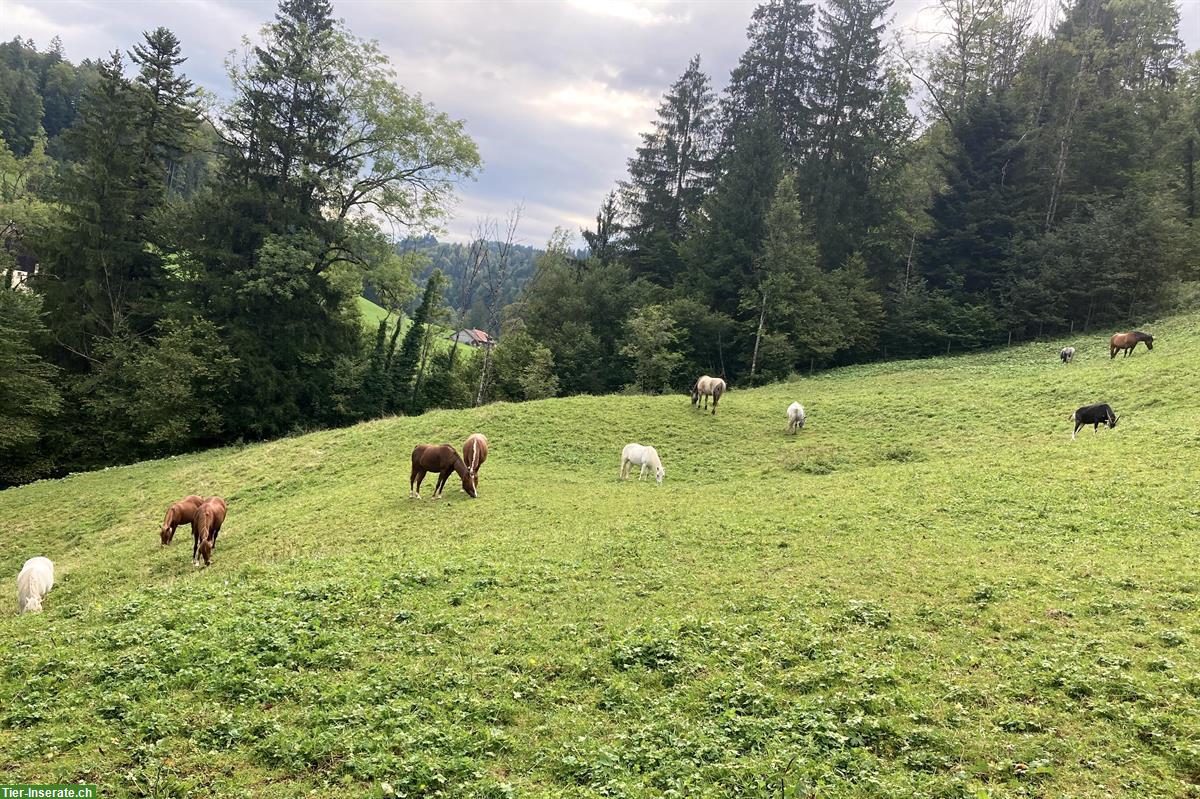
left=381, top=235, right=584, bottom=331
left=388, top=235, right=540, bottom=331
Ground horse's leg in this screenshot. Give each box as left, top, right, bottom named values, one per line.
left=410, top=467, right=418, bottom=498
left=414, top=469, right=426, bottom=499
left=711, top=395, right=718, bottom=416
left=639, top=462, right=647, bottom=480
left=192, top=528, right=200, bottom=566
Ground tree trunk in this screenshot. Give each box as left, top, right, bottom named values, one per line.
left=1186, top=136, right=1195, bottom=220
left=411, top=324, right=435, bottom=408
left=384, top=315, right=404, bottom=370
left=475, top=347, right=492, bottom=407
left=748, top=291, right=767, bottom=385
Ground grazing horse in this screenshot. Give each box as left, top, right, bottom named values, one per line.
left=160, top=494, right=204, bottom=545
left=1110, top=331, right=1153, bottom=358
left=462, top=434, right=489, bottom=495
left=1071, top=403, right=1118, bottom=440
left=16, top=557, right=54, bottom=614
left=690, top=375, right=726, bottom=416
left=410, top=444, right=477, bottom=500
left=193, top=496, right=226, bottom=567
left=787, top=402, right=806, bottom=434
left=1059, top=346, right=1075, bottom=364
left=620, top=443, right=665, bottom=484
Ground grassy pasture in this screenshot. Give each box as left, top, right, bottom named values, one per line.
left=2, top=315, right=1200, bottom=798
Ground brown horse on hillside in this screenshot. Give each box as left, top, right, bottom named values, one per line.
left=1110, top=331, right=1154, bottom=358
left=160, top=494, right=203, bottom=545
left=463, top=434, right=489, bottom=495
left=410, top=444, right=477, bottom=500
left=193, top=496, right=226, bottom=567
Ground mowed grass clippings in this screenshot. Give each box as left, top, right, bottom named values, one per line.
left=2, top=316, right=1199, bottom=798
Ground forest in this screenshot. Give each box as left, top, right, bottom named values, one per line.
left=1, top=0, right=1198, bottom=484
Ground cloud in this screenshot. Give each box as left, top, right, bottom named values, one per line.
left=7, top=0, right=1198, bottom=247
left=567, top=0, right=686, bottom=27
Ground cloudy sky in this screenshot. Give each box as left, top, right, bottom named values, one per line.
left=7, top=0, right=1199, bottom=246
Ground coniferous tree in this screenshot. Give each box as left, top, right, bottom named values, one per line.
left=621, top=55, right=717, bottom=285
left=921, top=96, right=1031, bottom=304
left=805, top=0, right=911, bottom=268
left=390, top=272, right=444, bottom=414
left=0, top=290, right=61, bottom=485
left=581, top=191, right=625, bottom=265
left=129, top=27, right=197, bottom=201
left=680, top=113, right=784, bottom=361
left=39, top=52, right=161, bottom=362
left=721, top=0, right=818, bottom=159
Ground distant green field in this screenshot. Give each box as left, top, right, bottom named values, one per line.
left=2, top=314, right=1199, bottom=797
left=357, top=296, right=467, bottom=357
left=357, top=296, right=392, bottom=328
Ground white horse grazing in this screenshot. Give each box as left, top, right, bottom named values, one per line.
left=16, top=556, right=54, bottom=614
left=620, top=443, right=665, bottom=485
left=690, top=375, right=726, bottom=415
left=787, top=402, right=806, bottom=434
left=1060, top=346, right=1075, bottom=364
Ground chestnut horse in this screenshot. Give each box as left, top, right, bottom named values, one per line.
left=193, top=496, right=226, bottom=567
left=1110, top=331, right=1153, bottom=358
left=463, top=434, right=489, bottom=495
left=690, top=375, right=726, bottom=416
left=410, top=444, right=477, bottom=500
left=160, top=494, right=203, bottom=545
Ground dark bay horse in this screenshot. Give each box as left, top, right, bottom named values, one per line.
left=1110, top=331, right=1153, bottom=358
left=463, top=434, right=489, bottom=495
left=193, top=496, right=226, bottom=567
left=161, top=494, right=203, bottom=545
left=690, top=375, right=726, bottom=416
left=410, top=444, right=477, bottom=500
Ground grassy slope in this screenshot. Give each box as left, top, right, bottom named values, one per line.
left=3, top=315, right=1200, bottom=798
left=358, top=296, right=392, bottom=329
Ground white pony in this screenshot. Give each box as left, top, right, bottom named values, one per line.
left=16, top=556, right=54, bottom=614
left=620, top=443, right=665, bottom=484
left=787, top=402, right=806, bottom=434
left=1060, top=346, right=1075, bottom=364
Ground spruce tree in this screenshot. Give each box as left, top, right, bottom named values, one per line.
left=390, top=273, right=443, bottom=414
left=129, top=27, right=197, bottom=201
left=804, top=0, right=907, bottom=268
left=721, top=0, right=818, bottom=160
left=680, top=114, right=783, bottom=326
left=41, top=52, right=160, bottom=362
left=620, top=54, right=717, bottom=285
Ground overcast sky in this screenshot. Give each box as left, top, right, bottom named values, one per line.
left=7, top=0, right=1199, bottom=247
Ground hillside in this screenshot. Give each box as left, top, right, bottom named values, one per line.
left=2, top=313, right=1200, bottom=797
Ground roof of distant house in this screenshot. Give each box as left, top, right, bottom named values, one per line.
left=448, top=328, right=495, bottom=344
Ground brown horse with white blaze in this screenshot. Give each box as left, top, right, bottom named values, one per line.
left=160, top=494, right=203, bottom=545
left=463, top=434, right=488, bottom=495
left=410, top=444, right=477, bottom=500
left=1110, top=331, right=1153, bottom=358
left=193, top=496, right=226, bottom=567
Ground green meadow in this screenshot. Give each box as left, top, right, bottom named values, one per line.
left=2, top=314, right=1199, bottom=798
